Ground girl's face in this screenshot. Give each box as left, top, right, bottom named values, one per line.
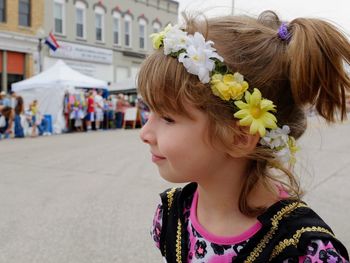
left=140, top=103, right=229, bottom=183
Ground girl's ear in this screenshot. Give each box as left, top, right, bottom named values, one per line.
left=227, top=122, right=260, bottom=158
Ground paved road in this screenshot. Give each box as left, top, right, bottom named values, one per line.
left=0, top=117, right=349, bottom=263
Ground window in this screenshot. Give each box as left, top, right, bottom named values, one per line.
left=95, top=7, right=104, bottom=42
left=76, top=9, right=83, bottom=37
left=95, top=14, right=102, bottom=41
left=19, top=0, right=30, bottom=27
left=113, top=12, right=121, bottom=45
left=0, top=0, right=5, bottom=23
left=54, top=0, right=64, bottom=34
left=153, top=22, right=161, bottom=33
left=139, top=19, right=147, bottom=50
left=124, top=15, right=132, bottom=47
left=75, top=2, right=86, bottom=38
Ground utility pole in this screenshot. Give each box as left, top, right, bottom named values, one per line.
left=231, top=0, right=235, bottom=15
left=38, top=38, right=42, bottom=73
left=36, top=27, right=45, bottom=73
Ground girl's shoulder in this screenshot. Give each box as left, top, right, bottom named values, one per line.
left=157, top=184, right=349, bottom=262
left=238, top=199, right=349, bottom=262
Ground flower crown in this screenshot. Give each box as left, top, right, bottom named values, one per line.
left=150, top=24, right=298, bottom=164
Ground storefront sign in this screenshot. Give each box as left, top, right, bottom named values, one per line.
left=49, top=41, right=113, bottom=64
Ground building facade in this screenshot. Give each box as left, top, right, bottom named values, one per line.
left=0, top=0, right=45, bottom=92
left=43, top=0, right=178, bottom=85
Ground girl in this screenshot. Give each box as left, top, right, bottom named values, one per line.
left=14, top=96, right=25, bottom=138
left=29, top=100, right=39, bottom=137
left=139, top=11, right=350, bottom=262
left=70, top=96, right=84, bottom=132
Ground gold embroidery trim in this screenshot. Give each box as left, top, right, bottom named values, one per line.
left=167, top=188, right=176, bottom=214
left=163, top=188, right=176, bottom=257
left=176, top=219, right=182, bottom=263
left=244, top=202, right=307, bottom=263
left=269, top=226, right=335, bottom=260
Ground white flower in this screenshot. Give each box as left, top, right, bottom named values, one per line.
left=276, top=147, right=292, bottom=163
left=178, top=32, right=223, bottom=84
left=260, top=125, right=295, bottom=164
left=260, top=125, right=290, bottom=149
left=163, top=25, right=189, bottom=55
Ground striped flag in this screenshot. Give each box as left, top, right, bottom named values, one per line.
left=45, top=32, right=60, bottom=51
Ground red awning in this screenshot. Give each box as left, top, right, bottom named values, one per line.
left=7, top=51, right=25, bottom=74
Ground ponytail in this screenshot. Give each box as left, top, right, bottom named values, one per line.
left=288, top=18, right=350, bottom=121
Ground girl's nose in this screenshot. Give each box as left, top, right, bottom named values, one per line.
left=139, top=115, right=155, bottom=145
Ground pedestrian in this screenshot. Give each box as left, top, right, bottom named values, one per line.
left=28, top=100, right=39, bottom=137
left=63, top=91, right=72, bottom=132
left=0, top=91, right=5, bottom=105
left=110, top=95, right=117, bottom=129
left=115, top=94, right=124, bottom=129
left=10, top=91, right=17, bottom=109
left=70, top=98, right=84, bottom=132
left=86, top=90, right=95, bottom=131
left=0, top=106, right=14, bottom=139
left=94, top=89, right=104, bottom=130
left=14, top=96, right=25, bottom=138
left=139, top=11, right=350, bottom=262
left=0, top=91, right=11, bottom=107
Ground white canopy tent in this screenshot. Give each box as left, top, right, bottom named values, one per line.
left=12, top=60, right=107, bottom=90
left=12, top=60, right=108, bottom=133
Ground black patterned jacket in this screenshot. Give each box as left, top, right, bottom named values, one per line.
left=158, top=183, right=349, bottom=263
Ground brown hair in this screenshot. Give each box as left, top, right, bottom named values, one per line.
left=15, top=96, right=24, bottom=115
left=138, top=11, right=350, bottom=216
left=0, top=106, right=13, bottom=118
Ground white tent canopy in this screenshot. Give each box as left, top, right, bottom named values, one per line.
left=11, top=60, right=108, bottom=134
left=12, top=60, right=107, bottom=91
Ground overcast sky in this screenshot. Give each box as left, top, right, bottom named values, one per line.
left=177, top=0, right=350, bottom=34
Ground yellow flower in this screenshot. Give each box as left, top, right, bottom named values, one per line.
left=234, top=88, right=277, bottom=137
left=150, top=24, right=172, bottom=49
left=210, top=73, right=249, bottom=101
left=287, top=136, right=299, bottom=165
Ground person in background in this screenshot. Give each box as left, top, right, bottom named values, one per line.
left=107, top=97, right=115, bottom=129
left=94, top=89, right=104, bottom=130
left=10, top=91, right=17, bottom=109
left=0, top=91, right=5, bottom=105
left=115, top=94, right=124, bottom=129
left=74, top=96, right=85, bottom=132
left=0, top=106, right=14, bottom=139
left=29, top=100, right=39, bottom=137
left=137, top=97, right=150, bottom=126
left=0, top=91, right=11, bottom=107
left=115, top=94, right=130, bottom=128
left=63, top=91, right=70, bottom=132
left=110, top=95, right=117, bottom=129
left=102, top=98, right=108, bottom=129
left=86, top=90, right=95, bottom=131
left=14, top=96, right=25, bottom=138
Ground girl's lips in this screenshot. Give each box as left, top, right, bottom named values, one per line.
left=151, top=153, right=166, bottom=162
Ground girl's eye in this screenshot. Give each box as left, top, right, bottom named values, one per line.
left=162, top=116, right=175, bottom=123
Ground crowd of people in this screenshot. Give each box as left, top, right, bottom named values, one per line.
left=0, top=91, right=52, bottom=139
left=0, top=89, right=149, bottom=140
left=63, top=89, right=136, bottom=132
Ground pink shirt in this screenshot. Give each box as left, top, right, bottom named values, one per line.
left=151, top=190, right=348, bottom=262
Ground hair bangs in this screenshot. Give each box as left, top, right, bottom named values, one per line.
left=138, top=51, right=199, bottom=118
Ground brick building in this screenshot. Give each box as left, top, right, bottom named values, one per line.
left=43, top=0, right=179, bottom=85
left=0, top=0, right=44, bottom=92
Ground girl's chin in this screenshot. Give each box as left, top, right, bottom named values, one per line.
left=159, top=173, right=190, bottom=184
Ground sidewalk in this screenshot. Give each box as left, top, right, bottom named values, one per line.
left=0, top=117, right=349, bottom=262
left=298, top=116, right=350, bottom=249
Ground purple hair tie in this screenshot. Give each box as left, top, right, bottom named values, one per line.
left=278, top=23, right=290, bottom=41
